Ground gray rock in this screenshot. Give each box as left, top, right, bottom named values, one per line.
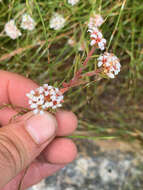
left=28, top=139, right=143, bottom=190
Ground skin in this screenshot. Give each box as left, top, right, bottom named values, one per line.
left=0, top=70, right=78, bottom=190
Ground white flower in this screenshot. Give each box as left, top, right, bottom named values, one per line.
left=97, top=52, right=121, bottom=78
left=88, top=13, right=104, bottom=29
left=4, top=20, right=21, bottom=40
left=68, top=0, right=80, bottom=6
left=88, top=27, right=106, bottom=50
left=21, top=14, right=36, bottom=31
left=68, top=38, right=76, bottom=47
left=50, top=13, right=66, bottom=30
left=26, top=84, right=64, bottom=114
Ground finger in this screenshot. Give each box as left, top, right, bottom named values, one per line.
left=23, top=162, right=65, bottom=189
left=55, top=110, right=78, bottom=136
left=2, top=162, right=65, bottom=190
left=0, top=109, right=78, bottom=137
left=0, top=70, right=38, bottom=107
left=20, top=110, right=78, bottom=136
left=0, top=112, right=57, bottom=188
left=0, top=107, right=18, bottom=126
left=41, top=138, right=77, bottom=164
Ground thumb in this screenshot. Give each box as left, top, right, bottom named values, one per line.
left=0, top=112, right=57, bottom=188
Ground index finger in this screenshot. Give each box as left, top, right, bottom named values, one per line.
left=0, top=70, right=38, bottom=108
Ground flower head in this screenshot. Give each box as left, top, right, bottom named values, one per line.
left=26, top=84, right=64, bottom=114
left=4, top=20, right=21, bottom=40
left=50, top=13, right=66, bottom=30
left=88, top=13, right=104, bottom=29
left=88, top=27, right=106, bottom=50
left=67, top=38, right=76, bottom=47
left=21, top=14, right=36, bottom=31
left=98, top=52, right=121, bottom=78
left=68, top=0, right=80, bottom=6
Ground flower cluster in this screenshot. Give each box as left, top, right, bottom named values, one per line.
left=50, top=13, right=66, bottom=30
left=4, top=20, right=21, bottom=40
left=88, top=27, right=106, bottom=50
left=87, top=13, right=121, bottom=78
left=88, top=13, right=106, bottom=51
left=4, top=14, right=35, bottom=39
left=88, top=14, right=104, bottom=29
left=98, top=52, right=121, bottom=78
left=68, top=0, right=80, bottom=6
left=26, top=84, right=64, bottom=115
left=21, top=14, right=36, bottom=31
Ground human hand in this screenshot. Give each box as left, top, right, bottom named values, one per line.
left=0, top=70, right=77, bottom=190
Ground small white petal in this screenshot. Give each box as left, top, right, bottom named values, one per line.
left=116, top=62, right=121, bottom=68
left=105, top=62, right=110, bottom=67
left=40, top=110, right=44, bottom=115
left=98, top=56, right=103, bottom=61
left=37, top=100, right=44, bottom=105
left=55, top=88, right=59, bottom=92
left=37, top=87, right=44, bottom=93
left=45, top=91, right=49, bottom=96
left=26, top=93, right=31, bottom=98
left=87, top=29, right=93, bottom=33
left=114, top=69, right=119, bottom=75
left=33, top=109, right=39, bottom=114
left=43, top=84, right=48, bottom=88
left=45, top=102, right=50, bottom=108
left=90, top=34, right=97, bottom=38
left=30, top=104, right=38, bottom=109
left=57, top=104, right=62, bottom=107
left=30, top=90, right=35, bottom=95
left=68, top=0, right=80, bottom=6
left=57, top=96, right=64, bottom=101
left=92, top=27, right=98, bottom=32
left=50, top=90, right=56, bottom=95
left=49, top=102, right=54, bottom=107
left=101, top=38, right=106, bottom=44
left=52, top=105, right=57, bottom=109
left=107, top=72, right=115, bottom=78
left=51, top=96, right=56, bottom=101
left=98, top=43, right=105, bottom=50
left=97, top=32, right=103, bottom=38
left=90, top=40, right=96, bottom=46
left=28, top=100, right=33, bottom=104
left=32, top=96, right=38, bottom=101
left=42, top=105, right=46, bottom=109
left=48, top=86, right=53, bottom=90
left=98, top=61, right=103, bottom=67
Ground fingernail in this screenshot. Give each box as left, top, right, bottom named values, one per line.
left=25, top=113, right=57, bottom=144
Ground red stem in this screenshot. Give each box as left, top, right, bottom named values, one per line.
left=60, top=69, right=101, bottom=94
left=63, top=46, right=96, bottom=88
left=83, top=46, right=96, bottom=66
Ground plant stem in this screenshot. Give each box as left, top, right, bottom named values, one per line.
left=83, top=46, right=96, bottom=66
left=62, top=46, right=96, bottom=88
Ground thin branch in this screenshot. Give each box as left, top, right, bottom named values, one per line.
left=62, top=46, right=96, bottom=88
